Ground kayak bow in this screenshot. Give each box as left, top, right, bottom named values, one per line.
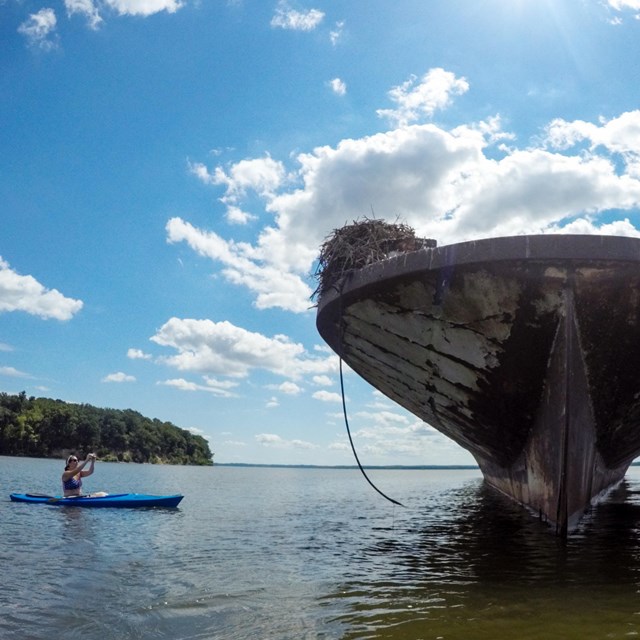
left=9, top=493, right=183, bottom=508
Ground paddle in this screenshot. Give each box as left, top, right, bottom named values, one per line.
left=49, top=493, right=110, bottom=502
left=23, top=493, right=86, bottom=503
left=22, top=494, right=71, bottom=503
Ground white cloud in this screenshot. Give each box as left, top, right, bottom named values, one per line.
left=166, top=217, right=313, bottom=312
left=65, top=0, right=103, bottom=29
left=329, top=410, right=472, bottom=463
left=545, top=217, right=639, bottom=236
left=268, top=109, right=640, bottom=248
left=321, top=388, right=477, bottom=463
left=266, top=396, right=279, bottom=408
left=376, top=68, right=469, bottom=126
left=0, top=366, right=30, bottom=378
left=224, top=439, right=246, bottom=447
left=203, top=375, right=239, bottom=390
left=330, top=20, right=344, bottom=46
left=174, top=71, right=640, bottom=319
left=102, top=372, right=136, bottom=383
left=545, top=111, right=640, bottom=177
left=329, top=78, right=347, bottom=96
left=225, top=205, right=257, bottom=225
left=270, top=1, right=324, bottom=31
left=256, top=433, right=283, bottom=445
left=314, top=345, right=333, bottom=354
left=353, top=410, right=413, bottom=432
left=104, top=0, right=183, bottom=17
left=157, top=377, right=238, bottom=396
left=18, top=8, right=58, bottom=50
left=190, top=155, right=286, bottom=218
left=255, top=433, right=318, bottom=449
left=0, top=257, right=83, bottom=320
left=312, top=390, right=343, bottom=403
left=278, top=381, right=302, bottom=394
left=0, top=343, right=13, bottom=352
left=151, top=316, right=337, bottom=380
left=127, top=348, right=152, bottom=360
left=312, top=375, right=333, bottom=386
left=608, top=0, right=640, bottom=10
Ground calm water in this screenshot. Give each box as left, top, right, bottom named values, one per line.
left=3, top=457, right=640, bottom=639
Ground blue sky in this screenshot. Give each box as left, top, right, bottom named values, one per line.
left=2, top=0, right=640, bottom=466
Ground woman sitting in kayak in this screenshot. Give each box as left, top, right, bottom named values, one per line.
left=62, top=453, right=96, bottom=497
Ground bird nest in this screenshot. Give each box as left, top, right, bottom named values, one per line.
left=313, top=218, right=436, bottom=299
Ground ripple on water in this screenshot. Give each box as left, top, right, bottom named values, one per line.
left=5, top=461, right=640, bottom=639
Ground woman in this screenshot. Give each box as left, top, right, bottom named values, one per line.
left=61, top=453, right=96, bottom=497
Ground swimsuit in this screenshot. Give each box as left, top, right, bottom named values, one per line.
left=63, top=475, right=82, bottom=491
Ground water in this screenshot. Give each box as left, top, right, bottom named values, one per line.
left=3, top=457, right=640, bottom=639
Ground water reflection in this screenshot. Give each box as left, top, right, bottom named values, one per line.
left=330, top=478, right=640, bottom=639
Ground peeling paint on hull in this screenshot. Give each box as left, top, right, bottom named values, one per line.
left=316, top=235, right=640, bottom=535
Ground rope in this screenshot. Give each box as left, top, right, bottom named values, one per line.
left=339, top=356, right=405, bottom=508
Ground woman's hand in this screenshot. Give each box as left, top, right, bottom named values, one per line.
left=81, top=453, right=97, bottom=478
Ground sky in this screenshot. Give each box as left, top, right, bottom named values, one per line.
left=3, top=0, right=640, bottom=467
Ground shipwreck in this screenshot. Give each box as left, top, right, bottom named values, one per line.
left=315, top=220, right=640, bottom=535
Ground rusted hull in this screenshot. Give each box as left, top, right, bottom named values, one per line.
left=316, top=235, right=640, bottom=534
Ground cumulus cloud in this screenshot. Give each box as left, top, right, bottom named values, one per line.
left=325, top=389, right=476, bottom=463
left=329, top=77, right=347, bottom=96
left=158, top=377, right=238, bottom=396
left=327, top=399, right=471, bottom=462
left=312, top=390, right=343, bottom=403
left=151, top=316, right=337, bottom=380
left=18, top=8, right=58, bottom=50
left=102, top=372, right=136, bottom=383
left=278, top=381, right=302, bottom=394
left=608, top=0, right=640, bottom=11
left=376, top=68, right=470, bottom=126
left=127, top=348, right=152, bottom=360
left=270, top=1, right=324, bottom=31
left=174, top=70, right=640, bottom=322
left=225, top=205, right=257, bottom=225
left=104, top=0, right=183, bottom=17
left=65, top=0, right=103, bottom=29
left=189, top=155, right=286, bottom=223
left=256, top=433, right=284, bottom=445
left=166, top=217, right=313, bottom=312
left=255, top=433, right=318, bottom=449
left=0, top=257, right=83, bottom=320
left=312, top=375, right=333, bottom=386
left=19, top=0, right=184, bottom=42
left=544, top=111, right=640, bottom=177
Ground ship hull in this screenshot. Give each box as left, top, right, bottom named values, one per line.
left=316, top=235, right=640, bottom=534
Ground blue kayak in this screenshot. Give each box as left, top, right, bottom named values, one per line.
left=10, top=493, right=183, bottom=508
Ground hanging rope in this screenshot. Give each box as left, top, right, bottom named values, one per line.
left=339, top=355, right=405, bottom=508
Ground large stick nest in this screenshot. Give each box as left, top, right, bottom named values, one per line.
left=313, top=218, right=436, bottom=299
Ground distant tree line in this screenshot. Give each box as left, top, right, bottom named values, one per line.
left=0, top=392, right=213, bottom=465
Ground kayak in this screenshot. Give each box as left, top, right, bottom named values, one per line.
left=9, top=493, right=183, bottom=508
